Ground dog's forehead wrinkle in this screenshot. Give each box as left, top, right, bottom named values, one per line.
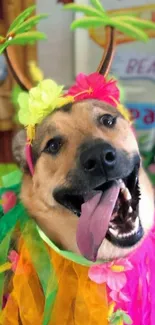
left=72, top=99, right=121, bottom=118
left=93, top=101, right=117, bottom=113
left=56, top=102, right=73, bottom=113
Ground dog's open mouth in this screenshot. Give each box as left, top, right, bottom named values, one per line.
left=54, top=167, right=143, bottom=261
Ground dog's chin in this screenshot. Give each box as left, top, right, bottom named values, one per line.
left=54, top=165, right=148, bottom=261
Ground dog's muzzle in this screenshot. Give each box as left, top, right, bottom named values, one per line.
left=54, top=139, right=143, bottom=261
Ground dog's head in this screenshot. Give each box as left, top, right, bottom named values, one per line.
left=13, top=99, right=154, bottom=261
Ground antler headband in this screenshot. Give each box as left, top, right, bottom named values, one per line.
left=1, top=1, right=155, bottom=174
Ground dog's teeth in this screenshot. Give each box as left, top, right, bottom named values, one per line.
left=121, top=187, right=132, bottom=201
left=109, top=217, right=140, bottom=239
left=128, top=206, right=133, bottom=213
left=134, top=217, right=140, bottom=231
left=109, top=228, right=119, bottom=237
left=131, top=228, right=138, bottom=235
left=109, top=222, right=116, bottom=229
left=119, top=179, right=126, bottom=189
left=119, top=179, right=132, bottom=201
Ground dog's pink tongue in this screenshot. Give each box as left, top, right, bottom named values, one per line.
left=76, top=181, right=120, bottom=262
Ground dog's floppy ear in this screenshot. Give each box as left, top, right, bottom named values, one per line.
left=12, top=129, right=28, bottom=170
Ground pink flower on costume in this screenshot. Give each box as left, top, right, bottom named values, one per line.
left=110, top=290, right=130, bottom=303
left=89, top=259, right=132, bottom=292
left=67, top=72, right=120, bottom=107
left=8, top=250, right=19, bottom=272
left=148, top=164, right=155, bottom=174
left=1, top=191, right=17, bottom=214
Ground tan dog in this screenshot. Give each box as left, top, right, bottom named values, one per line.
left=12, top=99, right=154, bottom=261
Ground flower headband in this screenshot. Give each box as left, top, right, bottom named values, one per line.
left=16, top=71, right=130, bottom=174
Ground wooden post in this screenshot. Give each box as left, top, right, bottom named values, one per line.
left=0, top=0, right=36, bottom=163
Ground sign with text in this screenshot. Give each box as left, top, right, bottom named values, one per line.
left=126, top=102, right=155, bottom=130
left=111, top=54, right=155, bottom=81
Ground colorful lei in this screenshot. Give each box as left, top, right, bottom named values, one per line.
left=0, top=171, right=155, bottom=325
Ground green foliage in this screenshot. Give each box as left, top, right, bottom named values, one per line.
left=8, top=5, right=36, bottom=33
left=90, top=0, right=105, bottom=12
left=5, top=32, right=47, bottom=46
left=113, top=16, right=155, bottom=30
left=65, top=0, right=155, bottom=42
left=0, top=44, right=7, bottom=54
left=71, top=17, right=107, bottom=30
left=0, top=5, right=47, bottom=54
left=11, top=14, right=48, bottom=35
left=110, top=309, right=133, bottom=325
left=63, top=4, right=104, bottom=18
left=109, top=19, right=148, bottom=41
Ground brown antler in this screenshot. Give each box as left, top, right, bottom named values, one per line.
left=4, top=46, right=33, bottom=91
left=97, top=26, right=116, bottom=78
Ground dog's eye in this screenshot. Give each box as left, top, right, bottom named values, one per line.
left=44, top=137, right=62, bottom=155
left=99, top=114, right=116, bottom=128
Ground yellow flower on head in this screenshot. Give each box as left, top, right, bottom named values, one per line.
left=18, top=79, right=65, bottom=141
left=26, top=125, right=36, bottom=143
left=109, top=96, right=131, bottom=123
left=28, top=61, right=44, bottom=83
left=117, top=103, right=131, bottom=123
left=56, top=95, right=74, bottom=108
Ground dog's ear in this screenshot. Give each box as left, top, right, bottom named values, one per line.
left=12, top=129, right=27, bottom=170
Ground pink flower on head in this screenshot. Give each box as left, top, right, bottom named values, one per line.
left=89, top=259, right=132, bottom=292
left=67, top=72, right=120, bottom=107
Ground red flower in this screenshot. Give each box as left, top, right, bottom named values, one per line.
left=67, top=72, right=120, bottom=107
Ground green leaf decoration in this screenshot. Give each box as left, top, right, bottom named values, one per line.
left=0, top=5, right=47, bottom=55
left=6, top=31, right=47, bottom=46
left=90, top=0, right=105, bottom=13
left=8, top=5, right=36, bottom=33
left=65, top=0, right=155, bottom=43
left=71, top=17, right=107, bottom=30
left=0, top=44, right=7, bottom=54
left=113, top=16, right=155, bottom=30
left=110, top=315, right=122, bottom=324
left=64, top=4, right=104, bottom=18
left=0, top=36, right=5, bottom=42
left=109, top=309, right=133, bottom=325
left=109, top=309, right=122, bottom=324
left=110, top=12, right=138, bottom=18
left=122, top=313, right=133, bottom=324
left=110, top=19, right=148, bottom=41
left=11, top=14, right=48, bottom=35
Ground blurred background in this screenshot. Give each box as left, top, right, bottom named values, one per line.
left=0, top=0, right=154, bottom=188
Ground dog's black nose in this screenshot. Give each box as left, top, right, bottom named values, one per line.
left=80, top=142, right=116, bottom=174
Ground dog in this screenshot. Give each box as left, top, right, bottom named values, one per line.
left=12, top=99, right=154, bottom=262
